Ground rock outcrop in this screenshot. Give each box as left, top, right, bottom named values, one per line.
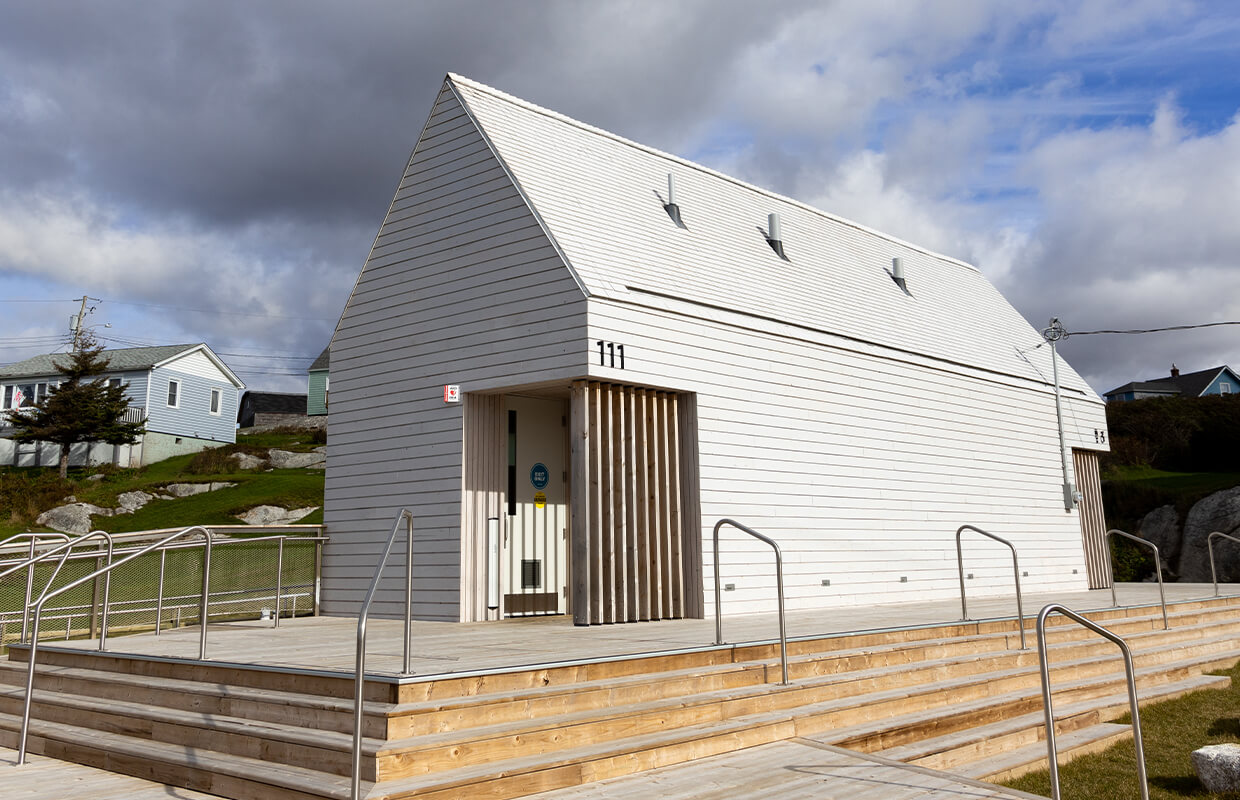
left=35, top=503, right=114, bottom=535
left=1137, top=505, right=1181, bottom=570
left=1179, top=487, right=1240, bottom=583
left=1192, top=743, right=1240, bottom=793
left=266, top=449, right=325, bottom=470
left=237, top=505, right=318, bottom=525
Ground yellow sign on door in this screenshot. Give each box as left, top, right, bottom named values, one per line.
left=534, top=491, right=547, bottom=509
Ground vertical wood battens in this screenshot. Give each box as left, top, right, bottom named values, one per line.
left=569, top=381, right=590, bottom=625
left=677, top=394, right=704, bottom=618
left=1073, top=449, right=1110, bottom=589
left=569, top=380, right=697, bottom=624
left=461, top=394, right=504, bottom=621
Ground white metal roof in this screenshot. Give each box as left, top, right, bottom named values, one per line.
left=447, top=74, right=1096, bottom=398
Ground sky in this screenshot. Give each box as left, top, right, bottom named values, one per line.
left=1, top=1, right=1238, bottom=395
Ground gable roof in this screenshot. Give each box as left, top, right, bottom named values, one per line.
left=444, top=74, right=1096, bottom=399
left=1105, top=365, right=1239, bottom=398
left=309, top=346, right=330, bottom=372
left=0, top=344, right=196, bottom=379
left=0, top=343, right=245, bottom=389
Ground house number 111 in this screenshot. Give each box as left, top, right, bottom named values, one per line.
left=596, top=341, right=625, bottom=369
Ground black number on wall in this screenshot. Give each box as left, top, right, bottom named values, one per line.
left=595, top=341, right=625, bottom=369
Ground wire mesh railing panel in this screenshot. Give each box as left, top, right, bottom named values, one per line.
left=0, top=535, right=321, bottom=652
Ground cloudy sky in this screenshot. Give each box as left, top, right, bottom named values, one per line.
left=1, top=1, right=1238, bottom=395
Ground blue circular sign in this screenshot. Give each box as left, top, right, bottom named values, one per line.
left=530, top=463, right=550, bottom=490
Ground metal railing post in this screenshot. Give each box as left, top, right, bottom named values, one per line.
left=199, top=533, right=213, bottom=660
left=314, top=538, right=323, bottom=617
left=712, top=519, right=789, bottom=686
left=155, top=549, right=167, bottom=635
left=353, top=508, right=415, bottom=800
left=1208, top=531, right=1240, bottom=597
left=955, top=525, right=1027, bottom=649
left=1037, top=603, right=1148, bottom=800
left=21, top=538, right=36, bottom=643
left=1, top=534, right=72, bottom=643
left=274, top=537, right=285, bottom=628
left=16, top=525, right=210, bottom=765
left=1104, top=529, right=1169, bottom=629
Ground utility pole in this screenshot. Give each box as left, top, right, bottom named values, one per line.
left=1042, top=318, right=1077, bottom=512
left=71, top=296, right=88, bottom=351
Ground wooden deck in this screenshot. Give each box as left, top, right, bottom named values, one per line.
left=525, top=739, right=1046, bottom=799
left=42, top=583, right=1225, bottom=680
left=0, top=744, right=222, bottom=799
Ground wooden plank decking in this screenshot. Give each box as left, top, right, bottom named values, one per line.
left=39, top=584, right=1225, bottom=679
left=0, top=744, right=224, bottom=799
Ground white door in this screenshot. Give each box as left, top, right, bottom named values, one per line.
left=503, top=396, right=569, bottom=616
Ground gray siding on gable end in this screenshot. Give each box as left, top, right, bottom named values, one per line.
left=145, top=365, right=238, bottom=443
left=323, top=84, right=588, bottom=621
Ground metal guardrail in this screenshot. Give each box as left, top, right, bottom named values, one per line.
left=1208, top=531, right=1240, bottom=597
left=0, top=531, right=115, bottom=648
left=1036, top=603, right=1148, bottom=800
left=0, top=533, right=71, bottom=642
left=17, top=526, right=211, bottom=764
left=1104, top=529, right=1169, bottom=629
left=712, top=518, right=789, bottom=686
left=955, top=524, right=1027, bottom=650
left=352, top=508, right=415, bottom=800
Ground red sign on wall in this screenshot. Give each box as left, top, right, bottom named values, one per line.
left=443, top=384, right=461, bottom=403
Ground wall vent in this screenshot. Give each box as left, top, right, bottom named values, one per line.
left=766, top=213, right=787, bottom=259
left=664, top=174, right=685, bottom=228
left=891, top=257, right=909, bottom=293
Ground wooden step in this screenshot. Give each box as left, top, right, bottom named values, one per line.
left=959, top=723, right=1134, bottom=783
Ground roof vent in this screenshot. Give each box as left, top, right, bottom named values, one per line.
left=891, top=257, right=909, bottom=293
left=766, top=213, right=787, bottom=259
left=664, top=174, right=684, bottom=228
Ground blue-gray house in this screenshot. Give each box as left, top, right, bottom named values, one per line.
left=0, top=343, right=244, bottom=467
left=1104, top=364, right=1240, bottom=403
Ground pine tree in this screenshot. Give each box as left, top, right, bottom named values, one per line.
left=7, top=334, right=145, bottom=478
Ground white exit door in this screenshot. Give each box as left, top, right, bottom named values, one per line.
left=503, top=396, right=569, bottom=616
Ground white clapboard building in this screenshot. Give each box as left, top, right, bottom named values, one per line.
left=323, top=74, right=1109, bottom=625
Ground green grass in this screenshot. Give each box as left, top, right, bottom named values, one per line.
left=1004, top=660, right=1240, bottom=799
left=0, top=428, right=324, bottom=539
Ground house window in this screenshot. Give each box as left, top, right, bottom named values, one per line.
left=108, top=378, right=122, bottom=389
left=2, top=386, right=11, bottom=409
left=167, top=379, right=180, bottom=408
left=209, top=388, right=221, bottom=415
left=14, top=384, right=35, bottom=408
left=1221, top=383, right=1232, bottom=395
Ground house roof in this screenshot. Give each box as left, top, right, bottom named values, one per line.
left=443, top=74, right=1096, bottom=399
left=0, top=344, right=197, bottom=379
left=309, top=346, right=330, bottom=372
left=242, top=391, right=307, bottom=415
left=1104, top=365, right=1238, bottom=398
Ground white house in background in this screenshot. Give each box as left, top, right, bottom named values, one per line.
left=0, top=343, right=244, bottom=468
left=323, top=74, right=1110, bottom=625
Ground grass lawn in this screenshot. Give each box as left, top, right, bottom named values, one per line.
left=0, top=428, right=324, bottom=539
left=1004, top=660, right=1240, bottom=799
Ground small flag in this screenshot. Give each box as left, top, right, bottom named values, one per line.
left=12, top=387, right=24, bottom=408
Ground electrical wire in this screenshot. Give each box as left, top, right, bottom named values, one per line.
left=100, top=298, right=334, bottom=322
left=1068, top=321, right=1240, bottom=336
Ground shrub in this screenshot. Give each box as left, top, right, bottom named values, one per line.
left=183, top=447, right=242, bottom=475
left=0, top=469, right=74, bottom=528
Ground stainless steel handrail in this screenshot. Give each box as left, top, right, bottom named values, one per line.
left=352, top=508, right=415, bottom=800
left=1104, top=529, right=1169, bottom=629
left=1208, top=531, right=1240, bottom=597
left=17, top=525, right=211, bottom=764
left=713, top=518, right=789, bottom=686
left=0, top=533, right=71, bottom=643
left=1036, top=604, right=1148, bottom=800
left=955, top=524, right=1027, bottom=650
left=1, top=532, right=114, bottom=646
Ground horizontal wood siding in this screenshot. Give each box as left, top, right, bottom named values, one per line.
left=307, top=370, right=328, bottom=416
left=145, top=365, right=238, bottom=443
left=323, top=83, right=587, bottom=620
left=587, top=298, right=1108, bottom=616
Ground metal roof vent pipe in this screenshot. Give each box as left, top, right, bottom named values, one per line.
left=664, top=174, right=685, bottom=228
left=890, top=257, right=911, bottom=295
left=766, top=212, right=787, bottom=259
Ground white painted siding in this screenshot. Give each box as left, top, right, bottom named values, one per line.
left=587, top=296, right=1106, bottom=615
left=160, top=349, right=230, bottom=382
left=324, top=83, right=587, bottom=620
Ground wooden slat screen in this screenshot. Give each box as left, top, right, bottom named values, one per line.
left=570, top=380, right=699, bottom=625
left=461, top=394, right=505, bottom=621
left=1073, top=449, right=1110, bottom=589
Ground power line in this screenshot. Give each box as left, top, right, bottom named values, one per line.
left=1069, top=321, right=1240, bottom=337
left=101, top=298, right=334, bottom=322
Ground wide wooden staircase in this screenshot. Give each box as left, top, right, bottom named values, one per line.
left=1, top=596, right=1238, bottom=799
